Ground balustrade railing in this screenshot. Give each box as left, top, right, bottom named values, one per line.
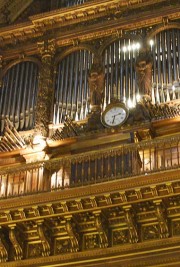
left=0, top=135, right=179, bottom=199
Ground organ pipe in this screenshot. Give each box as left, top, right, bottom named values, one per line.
left=103, top=38, right=138, bottom=107
left=54, top=50, right=93, bottom=124
left=152, top=28, right=180, bottom=103
left=0, top=61, right=39, bottom=134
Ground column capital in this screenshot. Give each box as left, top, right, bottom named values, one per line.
left=37, top=39, right=55, bottom=58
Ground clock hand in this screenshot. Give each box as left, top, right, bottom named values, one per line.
left=114, top=112, right=122, bottom=117
left=112, top=115, right=115, bottom=124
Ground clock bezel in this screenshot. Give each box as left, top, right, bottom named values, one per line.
left=101, top=103, right=129, bottom=128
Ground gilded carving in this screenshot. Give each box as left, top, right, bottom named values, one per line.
left=142, top=224, right=159, bottom=241
left=94, top=212, right=108, bottom=248
left=123, top=206, right=138, bottom=244
left=65, top=217, right=79, bottom=252
left=0, top=228, right=8, bottom=262
left=36, top=221, right=50, bottom=257
left=154, top=201, right=169, bottom=239
left=35, top=39, right=55, bottom=137
left=8, top=225, right=23, bottom=261
left=112, top=229, right=129, bottom=246
left=88, top=55, right=105, bottom=111
left=135, top=50, right=153, bottom=99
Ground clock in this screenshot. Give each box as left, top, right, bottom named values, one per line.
left=101, top=103, right=129, bottom=127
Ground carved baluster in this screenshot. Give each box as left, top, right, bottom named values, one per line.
left=88, top=156, right=91, bottom=182
left=75, top=159, right=78, bottom=184
left=114, top=151, right=117, bottom=177
left=123, top=205, right=138, bottom=244
left=107, top=154, right=110, bottom=178
left=8, top=224, right=23, bottom=261
left=36, top=220, right=50, bottom=257
left=101, top=154, right=104, bottom=179
left=94, top=156, right=97, bottom=182
left=35, top=39, right=55, bottom=137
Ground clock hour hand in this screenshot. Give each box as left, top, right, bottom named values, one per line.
left=112, top=115, right=115, bottom=124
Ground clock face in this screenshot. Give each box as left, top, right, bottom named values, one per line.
left=102, top=105, right=128, bottom=127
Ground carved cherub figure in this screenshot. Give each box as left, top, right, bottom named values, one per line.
left=88, top=56, right=105, bottom=108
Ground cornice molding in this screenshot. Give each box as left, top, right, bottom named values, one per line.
left=0, top=3, right=180, bottom=59
left=0, top=168, right=179, bottom=212
left=1, top=236, right=180, bottom=266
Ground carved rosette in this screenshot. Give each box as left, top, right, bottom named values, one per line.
left=35, top=39, right=55, bottom=137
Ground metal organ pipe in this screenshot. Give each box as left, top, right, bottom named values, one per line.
left=172, top=29, right=178, bottom=82
left=21, top=62, right=29, bottom=129
left=69, top=53, right=74, bottom=118
left=167, top=30, right=173, bottom=86
left=54, top=50, right=93, bottom=124
left=152, top=28, right=180, bottom=103
left=103, top=37, right=138, bottom=107
left=115, top=41, right=119, bottom=97
left=161, top=31, right=167, bottom=101
left=0, top=61, right=39, bottom=134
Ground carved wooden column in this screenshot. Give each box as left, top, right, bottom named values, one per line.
left=35, top=39, right=55, bottom=137
left=0, top=55, right=3, bottom=88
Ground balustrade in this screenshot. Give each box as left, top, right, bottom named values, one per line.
left=0, top=135, right=179, bottom=199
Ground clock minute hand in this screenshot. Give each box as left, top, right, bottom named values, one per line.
left=114, top=112, right=122, bottom=117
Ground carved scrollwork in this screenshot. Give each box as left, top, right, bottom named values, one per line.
left=8, top=225, right=23, bottom=261
left=36, top=221, right=50, bottom=257
left=123, top=206, right=138, bottom=244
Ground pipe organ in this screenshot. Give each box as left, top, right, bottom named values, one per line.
left=0, top=1, right=180, bottom=266
left=0, top=29, right=180, bottom=129
left=54, top=50, right=93, bottom=124
left=152, top=28, right=180, bottom=103
left=0, top=61, right=39, bottom=134
left=57, top=0, right=89, bottom=8
left=103, top=38, right=140, bottom=107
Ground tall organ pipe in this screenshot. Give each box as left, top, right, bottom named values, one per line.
left=59, top=61, right=65, bottom=123
left=125, top=41, right=129, bottom=100
left=20, top=62, right=29, bottom=129
left=178, top=30, right=180, bottom=76
left=110, top=43, right=114, bottom=97
left=26, top=63, right=33, bottom=128
left=74, top=52, right=79, bottom=120
left=64, top=55, right=70, bottom=119
left=167, top=30, right=172, bottom=85
left=6, top=68, right=15, bottom=120
left=120, top=41, right=124, bottom=101
left=115, top=41, right=119, bottom=97
left=172, top=29, right=178, bottom=82
left=0, top=61, right=39, bottom=134
left=16, top=63, right=25, bottom=129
